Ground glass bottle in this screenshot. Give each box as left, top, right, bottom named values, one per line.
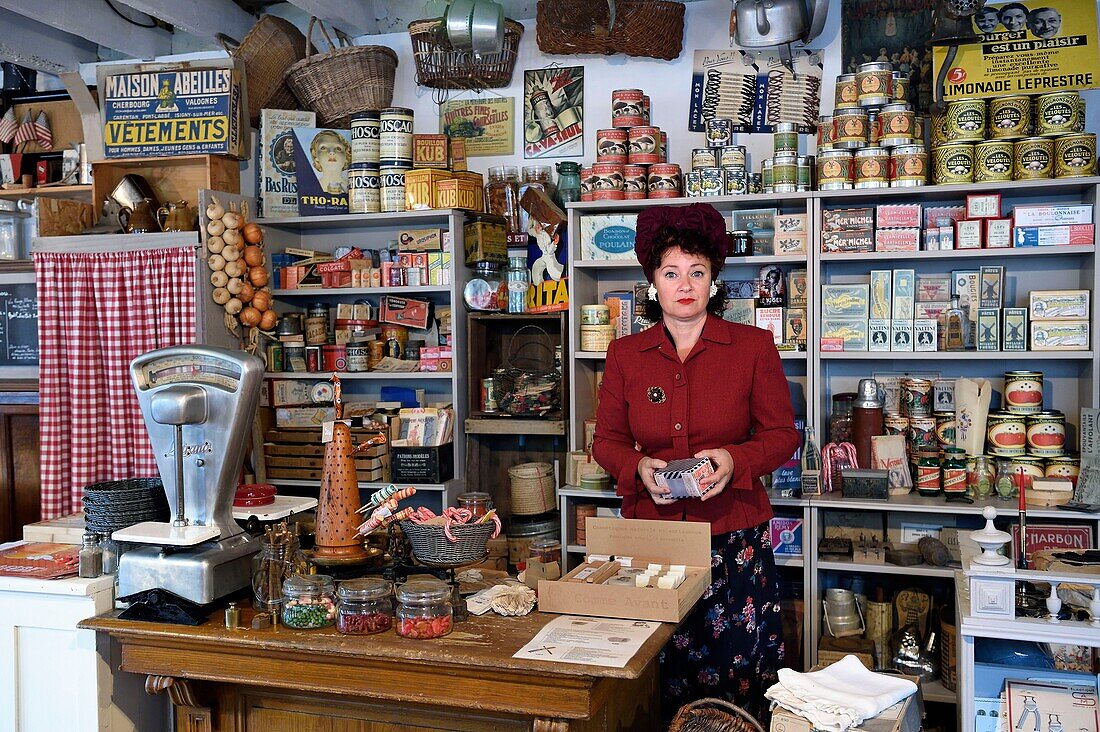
left=995, top=459, right=1017, bottom=500
left=944, top=295, right=968, bottom=352
left=99, top=534, right=119, bottom=574
left=504, top=256, right=530, bottom=314
left=395, top=579, right=454, bottom=639
left=281, top=574, right=337, bottom=629
left=463, top=262, right=504, bottom=312
left=336, top=578, right=393, bottom=635
left=554, top=162, right=581, bottom=209
left=252, top=532, right=308, bottom=615
left=852, top=378, right=883, bottom=470
left=78, top=532, right=102, bottom=578
left=942, top=447, right=968, bottom=500
left=486, top=166, right=520, bottom=233
left=829, top=392, right=857, bottom=444
left=969, top=455, right=994, bottom=499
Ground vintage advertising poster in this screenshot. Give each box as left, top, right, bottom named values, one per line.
left=688, top=49, right=823, bottom=133
left=523, top=66, right=583, bottom=159
left=291, top=128, right=351, bottom=216
left=932, top=0, right=1100, bottom=99
left=259, top=109, right=315, bottom=218
left=841, top=0, right=933, bottom=113
left=439, top=97, right=514, bottom=157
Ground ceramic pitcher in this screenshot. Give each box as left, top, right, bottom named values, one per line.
left=117, top=198, right=161, bottom=234
left=157, top=201, right=194, bottom=232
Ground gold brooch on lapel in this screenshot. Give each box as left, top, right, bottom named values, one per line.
left=647, top=386, right=666, bottom=404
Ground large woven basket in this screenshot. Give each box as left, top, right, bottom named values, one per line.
left=509, top=462, right=556, bottom=515
left=536, top=0, right=685, bottom=61
left=669, top=699, right=764, bottom=732
left=408, top=17, right=523, bottom=90
left=285, top=18, right=398, bottom=127
left=81, top=478, right=169, bottom=535
left=218, top=15, right=305, bottom=127
left=400, top=520, right=495, bottom=566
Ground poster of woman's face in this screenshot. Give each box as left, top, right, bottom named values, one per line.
left=310, top=131, right=352, bottom=194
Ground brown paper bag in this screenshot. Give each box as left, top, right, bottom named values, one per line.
left=954, top=378, right=991, bottom=456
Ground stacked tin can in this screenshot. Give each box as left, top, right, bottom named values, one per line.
left=818, top=62, right=926, bottom=190
left=583, top=89, right=681, bottom=202
left=350, top=112, right=382, bottom=214
left=930, top=91, right=1093, bottom=184
left=378, top=107, right=414, bottom=213
left=685, top=118, right=756, bottom=197
left=758, top=123, right=813, bottom=194
left=984, top=370, right=1077, bottom=484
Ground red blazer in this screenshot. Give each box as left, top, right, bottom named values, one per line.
left=592, top=315, right=799, bottom=535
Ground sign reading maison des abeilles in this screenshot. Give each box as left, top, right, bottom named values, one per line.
left=100, top=61, right=248, bottom=159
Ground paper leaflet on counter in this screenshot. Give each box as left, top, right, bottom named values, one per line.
left=513, top=615, right=660, bottom=668
left=393, top=407, right=454, bottom=448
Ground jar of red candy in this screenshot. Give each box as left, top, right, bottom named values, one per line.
left=336, top=577, right=393, bottom=635
left=395, top=579, right=453, bottom=639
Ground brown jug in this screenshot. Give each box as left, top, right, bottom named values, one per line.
left=157, top=200, right=195, bottom=232
left=117, top=198, right=161, bottom=234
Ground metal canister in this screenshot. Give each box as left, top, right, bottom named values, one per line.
left=913, top=116, right=925, bottom=145
left=305, top=345, right=321, bottom=372
left=854, top=146, right=889, bottom=188
left=611, top=89, right=645, bottom=128
left=1009, top=456, right=1046, bottom=480
left=901, top=377, right=933, bottom=417
left=1045, top=454, right=1080, bottom=485
left=884, top=413, right=909, bottom=436
left=892, top=71, right=908, bottom=103
left=367, top=339, right=385, bottom=370
left=856, top=62, right=893, bottom=107
left=705, top=117, right=733, bottom=148
left=596, top=128, right=629, bottom=163
left=346, top=341, right=371, bottom=372
left=590, top=162, right=625, bottom=200
left=1004, top=371, right=1044, bottom=414
left=915, top=455, right=941, bottom=496
left=305, top=303, right=329, bottom=345
left=351, top=112, right=381, bottom=165
left=974, top=141, right=1013, bottom=183
left=581, top=304, right=611, bottom=325
left=266, top=341, right=283, bottom=372
left=1014, top=137, right=1054, bottom=179
left=935, top=411, right=957, bottom=449
left=930, top=112, right=950, bottom=147
left=1055, top=133, right=1096, bottom=178
left=481, top=377, right=498, bottom=413
left=723, top=165, right=748, bottom=195
left=879, top=104, right=915, bottom=147
left=796, top=156, right=812, bottom=191
left=719, top=145, right=747, bottom=169
left=817, top=149, right=854, bottom=190
left=774, top=122, right=799, bottom=156
left=627, top=126, right=660, bottom=164
left=868, top=110, right=883, bottom=147
left=622, top=165, right=647, bottom=200
left=772, top=155, right=798, bottom=193
left=932, top=143, right=974, bottom=185
left=579, top=165, right=594, bottom=201
left=380, top=165, right=409, bottom=213
left=385, top=338, right=402, bottom=359
left=946, top=98, right=986, bottom=142
left=283, top=345, right=305, bottom=372
left=691, top=147, right=717, bottom=170
left=749, top=172, right=762, bottom=194
left=761, top=160, right=773, bottom=192
left=818, top=116, right=835, bottom=150
left=835, top=73, right=859, bottom=107
left=642, top=94, right=651, bottom=124
left=989, top=96, right=1031, bottom=139
left=348, top=164, right=381, bottom=214
left=647, top=163, right=682, bottom=198
left=909, top=416, right=937, bottom=453
left=986, top=411, right=1027, bottom=457
left=833, top=106, right=869, bottom=149
left=1036, top=91, right=1082, bottom=136
left=684, top=171, right=702, bottom=197
left=379, top=107, right=414, bottom=167
left=890, top=144, right=928, bottom=187
left=1026, top=411, right=1066, bottom=457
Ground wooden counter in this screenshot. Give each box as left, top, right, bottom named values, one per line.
left=81, top=607, right=674, bottom=731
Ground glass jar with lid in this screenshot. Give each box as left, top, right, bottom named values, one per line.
left=941, top=447, right=968, bottom=499
left=463, top=262, right=504, bottom=312
left=252, top=532, right=309, bottom=615
left=554, top=162, right=581, bottom=208
left=969, top=455, right=995, bottom=498
left=396, top=578, right=454, bottom=639
left=504, top=256, right=530, bottom=314
left=336, top=578, right=393, bottom=635
left=829, top=393, right=857, bottom=443
left=456, top=491, right=494, bottom=518
left=529, top=537, right=562, bottom=565
left=486, top=166, right=520, bottom=233
left=281, top=574, right=337, bottom=629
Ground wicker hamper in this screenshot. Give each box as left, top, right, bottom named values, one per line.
left=218, top=15, right=305, bottom=127
left=509, top=462, right=556, bottom=515
left=285, top=18, right=398, bottom=127
left=408, top=17, right=523, bottom=89
left=536, top=0, right=685, bottom=61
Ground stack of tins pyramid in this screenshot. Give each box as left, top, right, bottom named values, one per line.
left=314, top=376, right=383, bottom=559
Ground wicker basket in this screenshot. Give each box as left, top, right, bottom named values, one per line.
left=217, top=15, right=305, bottom=127
left=285, top=18, right=398, bottom=127
left=491, top=325, right=561, bottom=417
left=536, top=0, right=685, bottom=61
left=408, top=17, right=523, bottom=90
left=400, top=520, right=495, bottom=566
left=509, top=462, right=556, bottom=515
left=669, top=699, right=764, bottom=732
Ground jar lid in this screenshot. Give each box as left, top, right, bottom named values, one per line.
left=283, top=573, right=334, bottom=594
left=457, top=491, right=492, bottom=503
left=338, top=577, right=392, bottom=601
left=508, top=256, right=527, bottom=268
left=943, top=447, right=966, bottom=455
left=396, top=578, right=452, bottom=605
left=531, top=538, right=561, bottom=549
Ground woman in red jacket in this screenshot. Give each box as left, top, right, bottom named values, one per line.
left=592, top=203, right=799, bottom=723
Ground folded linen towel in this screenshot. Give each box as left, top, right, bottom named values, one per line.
left=764, top=655, right=918, bottom=732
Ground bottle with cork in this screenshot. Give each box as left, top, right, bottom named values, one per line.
left=852, top=378, right=884, bottom=470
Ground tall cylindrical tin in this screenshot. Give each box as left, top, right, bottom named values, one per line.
left=611, top=89, right=645, bottom=128
left=380, top=165, right=410, bottom=213
left=348, top=164, right=381, bottom=214
left=596, top=128, right=628, bottom=164
left=379, top=107, right=414, bottom=168
left=351, top=112, right=381, bottom=165
left=856, top=62, right=893, bottom=107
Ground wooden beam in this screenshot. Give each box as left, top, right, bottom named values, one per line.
left=284, top=0, right=378, bottom=35
left=0, top=0, right=172, bottom=60
left=114, top=0, right=254, bottom=44
left=0, top=13, right=97, bottom=74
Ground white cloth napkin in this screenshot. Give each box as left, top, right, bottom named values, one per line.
left=764, top=655, right=918, bottom=732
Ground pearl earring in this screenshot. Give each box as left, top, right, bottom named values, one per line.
left=709, top=281, right=719, bottom=298
left=647, top=284, right=657, bottom=301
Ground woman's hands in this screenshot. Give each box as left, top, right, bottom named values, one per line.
left=637, top=456, right=678, bottom=505
left=696, top=448, right=734, bottom=502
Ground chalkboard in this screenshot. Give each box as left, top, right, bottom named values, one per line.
left=0, top=275, right=37, bottom=368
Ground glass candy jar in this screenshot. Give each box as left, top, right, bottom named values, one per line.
left=252, top=533, right=308, bottom=615
left=829, top=393, right=856, bottom=443
left=456, top=491, right=493, bottom=518
left=995, top=459, right=1018, bottom=501
left=336, top=578, right=393, bottom=635
left=464, top=262, right=503, bottom=312
left=486, top=166, right=520, bottom=233
left=504, top=256, right=530, bottom=314
left=281, top=574, right=337, bottom=629
left=554, top=161, right=581, bottom=208
left=969, top=455, right=995, bottom=499
left=396, top=579, right=453, bottom=639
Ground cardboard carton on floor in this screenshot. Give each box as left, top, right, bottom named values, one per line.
left=538, top=518, right=712, bottom=622
left=769, top=672, right=923, bottom=732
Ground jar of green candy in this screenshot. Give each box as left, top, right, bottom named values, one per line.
left=281, top=574, right=337, bottom=629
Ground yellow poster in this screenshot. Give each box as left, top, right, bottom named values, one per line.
left=439, top=97, right=514, bottom=157
left=932, top=0, right=1100, bottom=99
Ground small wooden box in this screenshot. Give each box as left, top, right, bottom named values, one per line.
left=413, top=134, right=449, bottom=169
left=404, top=168, right=453, bottom=211
left=437, top=175, right=482, bottom=211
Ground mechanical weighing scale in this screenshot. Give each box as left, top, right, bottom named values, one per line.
left=115, top=345, right=265, bottom=605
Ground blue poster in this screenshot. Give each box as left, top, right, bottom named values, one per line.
left=292, top=128, right=352, bottom=216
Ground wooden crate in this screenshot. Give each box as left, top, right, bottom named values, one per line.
left=264, top=426, right=390, bottom=484
left=92, top=154, right=239, bottom=214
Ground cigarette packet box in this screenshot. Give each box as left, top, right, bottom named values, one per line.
left=822, top=207, right=873, bottom=232
left=538, top=518, right=712, bottom=622
left=890, top=319, right=914, bottom=352
left=1030, top=320, right=1090, bottom=351
left=876, top=203, right=922, bottom=229
left=1013, top=224, right=1094, bottom=247
left=875, top=228, right=920, bottom=252
left=1012, top=204, right=1093, bottom=227
left=822, top=284, right=870, bottom=318
left=1029, top=290, right=1090, bottom=320
left=914, top=319, right=938, bottom=351
left=868, top=319, right=891, bottom=351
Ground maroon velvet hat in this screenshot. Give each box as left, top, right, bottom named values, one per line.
left=634, top=203, right=729, bottom=280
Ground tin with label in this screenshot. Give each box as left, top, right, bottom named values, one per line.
left=366, top=340, right=385, bottom=370
left=774, top=122, right=799, bottom=156
left=348, top=164, right=381, bottom=214
left=890, top=145, right=928, bottom=187
left=481, top=377, right=498, bottom=413
left=1014, top=137, right=1054, bottom=180
left=879, top=104, right=915, bottom=147
left=915, top=455, right=941, bottom=496
left=869, top=110, right=883, bottom=147
left=691, top=147, right=717, bottom=170
left=932, top=143, right=974, bottom=185
left=946, top=98, right=986, bottom=142
left=909, top=416, right=937, bottom=454
left=761, top=160, right=772, bottom=192
left=642, top=94, right=651, bottom=124
left=611, top=89, right=645, bottom=128
left=705, top=118, right=733, bottom=148
left=628, top=126, right=660, bottom=164
left=351, top=112, right=380, bottom=165
left=590, top=163, right=625, bottom=200
left=1036, top=92, right=1082, bottom=136
left=856, top=62, right=893, bottom=107
left=1009, top=456, right=1046, bottom=481
left=892, top=72, right=908, bottom=103
left=986, top=411, right=1027, bottom=457
left=772, top=155, right=798, bottom=193
left=346, top=341, right=371, bottom=372
left=834, top=106, right=869, bottom=149
left=817, top=149, right=854, bottom=190
left=884, top=413, right=909, bottom=436
left=579, top=166, right=595, bottom=202
left=647, top=163, right=682, bottom=198
left=1055, top=133, right=1096, bottom=178
left=623, top=165, right=647, bottom=199
left=835, top=74, right=859, bottom=106
left=699, top=167, right=723, bottom=196
left=719, top=145, right=747, bottom=169
left=1026, top=411, right=1066, bottom=457
left=942, top=448, right=968, bottom=496
left=1004, top=371, right=1044, bottom=414
left=723, top=165, right=748, bottom=195
left=1045, top=454, right=1080, bottom=484
left=989, top=96, right=1030, bottom=139
left=379, top=107, right=414, bottom=167
left=855, top=147, right=889, bottom=188
left=266, top=341, right=283, bottom=372
left=322, top=344, right=347, bottom=372
left=305, top=345, right=321, bottom=372
left=581, top=304, right=611, bottom=325
left=684, top=171, right=702, bottom=197
left=973, top=141, right=1013, bottom=183
left=380, top=166, right=409, bottom=213
left=930, top=112, right=949, bottom=147
left=935, top=411, right=957, bottom=448
left=818, top=116, right=835, bottom=150
left=901, top=377, right=933, bottom=417
left=796, top=156, right=811, bottom=191
left=596, top=128, right=628, bottom=163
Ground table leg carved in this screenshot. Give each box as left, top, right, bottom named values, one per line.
left=145, top=675, right=213, bottom=732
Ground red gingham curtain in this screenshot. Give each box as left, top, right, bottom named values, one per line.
left=33, top=246, right=196, bottom=519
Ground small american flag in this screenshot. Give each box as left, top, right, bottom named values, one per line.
left=33, top=111, right=51, bottom=150
left=0, top=107, right=16, bottom=144
left=11, top=110, right=34, bottom=148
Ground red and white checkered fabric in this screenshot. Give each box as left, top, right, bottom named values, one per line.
left=33, top=246, right=197, bottom=519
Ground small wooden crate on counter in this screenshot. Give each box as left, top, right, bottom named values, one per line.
left=264, top=426, right=389, bottom=483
